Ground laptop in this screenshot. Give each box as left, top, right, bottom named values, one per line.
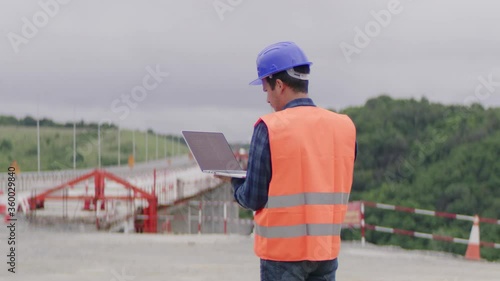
left=181, top=131, right=247, bottom=178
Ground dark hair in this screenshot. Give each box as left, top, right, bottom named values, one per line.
left=265, top=65, right=310, bottom=93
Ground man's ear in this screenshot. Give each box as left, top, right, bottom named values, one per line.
left=275, top=79, right=285, bottom=93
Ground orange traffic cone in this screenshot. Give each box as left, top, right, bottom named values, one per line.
left=465, top=215, right=481, bottom=261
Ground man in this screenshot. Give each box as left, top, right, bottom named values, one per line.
left=227, top=41, right=357, bottom=281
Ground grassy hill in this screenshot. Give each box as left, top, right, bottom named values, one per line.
left=0, top=125, right=188, bottom=172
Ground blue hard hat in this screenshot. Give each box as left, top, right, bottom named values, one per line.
left=249, top=41, right=312, bottom=85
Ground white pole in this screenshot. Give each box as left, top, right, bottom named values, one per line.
left=155, top=133, right=158, bottom=160
left=132, top=130, right=136, bottom=160
left=361, top=202, right=366, bottom=247
left=73, top=109, right=76, bottom=170
left=145, top=132, right=148, bottom=162
left=98, top=123, right=101, bottom=168
left=37, top=101, right=40, bottom=174
left=171, top=136, right=174, bottom=157
left=198, top=201, right=202, bottom=235
left=176, top=138, right=181, bottom=155
left=118, top=125, right=121, bottom=166
left=188, top=203, right=191, bottom=234
left=224, top=202, right=227, bottom=234
left=164, top=136, right=167, bottom=159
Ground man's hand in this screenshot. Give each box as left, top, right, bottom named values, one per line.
left=214, top=175, right=232, bottom=183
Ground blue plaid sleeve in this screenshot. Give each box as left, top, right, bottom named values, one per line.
left=231, top=121, right=271, bottom=211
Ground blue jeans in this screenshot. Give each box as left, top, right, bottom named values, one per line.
left=260, top=258, right=338, bottom=281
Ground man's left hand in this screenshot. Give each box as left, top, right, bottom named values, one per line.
left=214, top=175, right=232, bottom=183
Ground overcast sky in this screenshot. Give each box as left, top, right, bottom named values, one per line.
left=1, top=0, right=500, bottom=142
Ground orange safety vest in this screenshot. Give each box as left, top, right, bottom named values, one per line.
left=254, top=106, right=356, bottom=261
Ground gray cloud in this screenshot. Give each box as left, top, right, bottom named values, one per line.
left=1, top=0, right=500, bottom=141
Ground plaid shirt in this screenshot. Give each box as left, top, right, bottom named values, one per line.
left=232, top=98, right=357, bottom=210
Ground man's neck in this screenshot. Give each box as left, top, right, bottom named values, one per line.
left=284, top=93, right=309, bottom=104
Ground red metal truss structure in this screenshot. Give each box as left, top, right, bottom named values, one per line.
left=29, top=169, right=158, bottom=233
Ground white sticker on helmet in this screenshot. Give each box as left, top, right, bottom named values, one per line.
left=286, top=68, right=310, bottom=80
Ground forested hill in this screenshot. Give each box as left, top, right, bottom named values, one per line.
left=341, top=95, right=500, bottom=260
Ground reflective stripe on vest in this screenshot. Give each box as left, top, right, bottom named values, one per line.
left=255, top=223, right=342, bottom=238
left=266, top=192, right=350, bottom=209
left=254, top=106, right=356, bottom=262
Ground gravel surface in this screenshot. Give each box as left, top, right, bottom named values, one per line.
left=1, top=223, right=499, bottom=281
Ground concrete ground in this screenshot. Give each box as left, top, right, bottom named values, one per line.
left=1, top=224, right=499, bottom=281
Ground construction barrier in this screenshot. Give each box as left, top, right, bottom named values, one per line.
left=353, top=201, right=500, bottom=260
left=362, top=201, right=500, bottom=225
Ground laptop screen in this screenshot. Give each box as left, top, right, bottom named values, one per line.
left=182, top=131, right=243, bottom=171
